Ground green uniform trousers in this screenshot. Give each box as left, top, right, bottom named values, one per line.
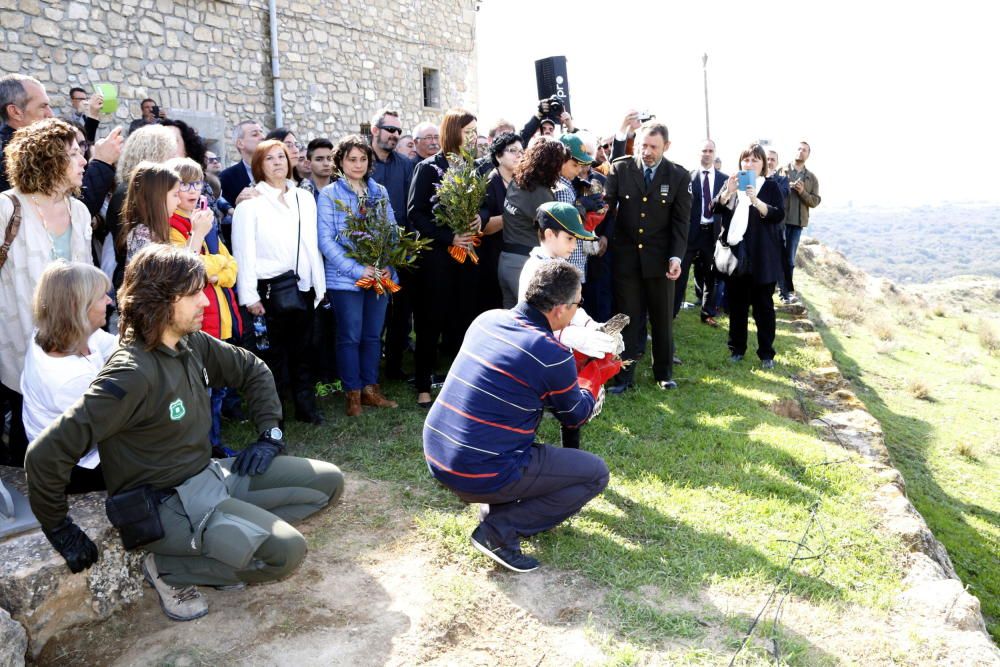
left=147, top=456, right=343, bottom=587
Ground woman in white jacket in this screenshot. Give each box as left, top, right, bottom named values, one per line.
left=232, top=139, right=326, bottom=424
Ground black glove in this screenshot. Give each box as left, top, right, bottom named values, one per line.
left=43, top=517, right=99, bottom=573
left=233, top=439, right=282, bottom=476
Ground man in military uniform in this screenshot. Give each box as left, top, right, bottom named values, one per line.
left=604, top=121, right=691, bottom=391
left=26, top=245, right=344, bottom=622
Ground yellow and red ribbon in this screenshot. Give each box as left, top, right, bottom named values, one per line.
left=355, top=273, right=401, bottom=295
left=448, top=233, right=483, bottom=264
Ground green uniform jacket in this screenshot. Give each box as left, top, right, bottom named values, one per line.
left=777, top=163, right=821, bottom=228
left=25, top=331, right=281, bottom=530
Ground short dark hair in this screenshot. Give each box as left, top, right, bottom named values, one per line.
left=332, top=134, right=375, bottom=181
left=118, top=244, right=205, bottom=350
left=489, top=131, right=521, bottom=168
left=265, top=127, right=295, bottom=143
left=739, top=143, right=769, bottom=177
left=639, top=121, right=669, bottom=143
left=306, top=137, right=334, bottom=159
left=525, top=261, right=581, bottom=313
left=251, top=139, right=294, bottom=182
left=69, top=87, right=86, bottom=98
left=141, top=98, right=155, bottom=107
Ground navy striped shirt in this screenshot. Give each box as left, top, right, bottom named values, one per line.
left=422, top=303, right=596, bottom=494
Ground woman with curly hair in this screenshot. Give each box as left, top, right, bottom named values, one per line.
left=0, top=117, right=90, bottom=466
left=317, top=135, right=399, bottom=416
left=407, top=108, right=481, bottom=408
left=498, top=137, right=569, bottom=307
left=476, top=131, right=523, bottom=313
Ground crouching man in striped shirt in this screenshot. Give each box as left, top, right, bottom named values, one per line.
left=422, top=262, right=621, bottom=572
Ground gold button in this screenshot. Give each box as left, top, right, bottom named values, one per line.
left=640, top=213, right=646, bottom=218
left=638, top=243, right=643, bottom=249
left=642, top=197, right=647, bottom=202
left=639, top=228, right=644, bottom=234
left=661, top=200, right=666, bottom=204
left=625, top=194, right=630, bottom=199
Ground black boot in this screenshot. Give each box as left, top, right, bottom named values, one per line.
left=294, top=389, right=324, bottom=425
left=560, top=425, right=581, bottom=449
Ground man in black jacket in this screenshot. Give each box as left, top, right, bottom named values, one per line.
left=604, top=121, right=691, bottom=392
left=0, top=74, right=121, bottom=217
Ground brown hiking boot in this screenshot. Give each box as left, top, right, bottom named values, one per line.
left=345, top=389, right=362, bottom=417
left=361, top=384, right=398, bottom=408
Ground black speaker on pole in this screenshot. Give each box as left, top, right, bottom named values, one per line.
left=534, top=56, right=571, bottom=117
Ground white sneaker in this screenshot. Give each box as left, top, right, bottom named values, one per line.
left=142, top=553, right=209, bottom=621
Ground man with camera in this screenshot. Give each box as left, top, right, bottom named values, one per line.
left=776, top=141, right=821, bottom=304
left=127, top=98, right=165, bottom=135
left=26, top=245, right=344, bottom=622
left=519, top=96, right=572, bottom=145
left=604, top=121, right=691, bottom=392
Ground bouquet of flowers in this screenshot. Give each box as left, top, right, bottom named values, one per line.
left=335, top=195, right=431, bottom=295
left=432, top=149, right=489, bottom=264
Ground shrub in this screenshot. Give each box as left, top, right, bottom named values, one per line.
left=966, top=369, right=989, bottom=387
left=831, top=294, right=866, bottom=324
left=907, top=379, right=931, bottom=400
left=958, top=320, right=970, bottom=332
left=870, top=319, right=895, bottom=342
left=978, top=320, right=1000, bottom=354
left=932, top=304, right=947, bottom=317
left=955, top=441, right=978, bottom=460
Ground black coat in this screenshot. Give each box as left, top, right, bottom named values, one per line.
left=711, top=178, right=785, bottom=285
left=605, top=155, right=691, bottom=279
left=218, top=161, right=251, bottom=207
left=407, top=153, right=453, bottom=250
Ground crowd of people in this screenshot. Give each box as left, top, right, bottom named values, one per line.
left=0, top=71, right=822, bottom=604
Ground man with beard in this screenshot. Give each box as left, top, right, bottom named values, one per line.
left=25, top=245, right=344, bottom=622
left=369, top=108, right=417, bottom=381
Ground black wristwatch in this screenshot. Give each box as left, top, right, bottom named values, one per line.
left=259, top=427, right=285, bottom=449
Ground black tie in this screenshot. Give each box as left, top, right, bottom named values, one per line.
left=644, top=167, right=653, bottom=187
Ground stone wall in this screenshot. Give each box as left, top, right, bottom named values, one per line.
left=0, top=0, right=479, bottom=159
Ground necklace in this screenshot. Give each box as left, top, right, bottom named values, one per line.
left=29, top=194, right=72, bottom=260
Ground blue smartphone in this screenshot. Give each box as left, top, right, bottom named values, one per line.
left=737, top=170, right=756, bottom=190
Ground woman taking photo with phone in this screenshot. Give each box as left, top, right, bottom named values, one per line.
left=711, top=143, right=785, bottom=369
left=0, top=118, right=91, bottom=467
left=232, top=139, right=326, bottom=424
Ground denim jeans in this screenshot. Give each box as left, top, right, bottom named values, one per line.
left=779, top=225, right=804, bottom=297
left=328, top=288, right=390, bottom=391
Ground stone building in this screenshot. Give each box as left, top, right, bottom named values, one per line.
left=0, top=0, right=479, bottom=159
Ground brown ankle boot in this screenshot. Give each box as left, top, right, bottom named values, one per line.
left=345, top=390, right=362, bottom=417
left=361, top=384, right=398, bottom=408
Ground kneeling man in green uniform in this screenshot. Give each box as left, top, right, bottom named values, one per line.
left=26, top=245, right=344, bottom=622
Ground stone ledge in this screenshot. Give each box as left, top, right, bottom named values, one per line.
left=0, top=467, right=144, bottom=661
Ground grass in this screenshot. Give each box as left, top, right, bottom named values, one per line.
left=223, top=287, right=909, bottom=662
left=799, top=270, right=1000, bottom=642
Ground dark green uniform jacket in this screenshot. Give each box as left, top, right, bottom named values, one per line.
left=25, top=331, right=281, bottom=530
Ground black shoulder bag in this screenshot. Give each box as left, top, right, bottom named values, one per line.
left=261, top=191, right=308, bottom=312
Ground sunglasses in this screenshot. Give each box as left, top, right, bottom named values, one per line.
left=207, top=156, right=221, bottom=163
left=378, top=125, right=402, bottom=135
left=599, top=143, right=611, bottom=150
left=179, top=180, right=205, bottom=192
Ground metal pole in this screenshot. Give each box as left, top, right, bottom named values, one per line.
left=702, top=53, right=710, bottom=139
left=269, top=0, right=283, bottom=128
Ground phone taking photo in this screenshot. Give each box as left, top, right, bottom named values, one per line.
left=737, top=170, right=756, bottom=190
left=197, top=195, right=208, bottom=211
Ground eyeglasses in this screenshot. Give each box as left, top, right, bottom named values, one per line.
left=206, top=156, right=221, bottom=163
left=71, top=97, right=87, bottom=103
left=179, top=180, right=204, bottom=192
left=378, top=125, right=403, bottom=135
left=568, top=297, right=584, bottom=308
left=504, top=147, right=524, bottom=156
left=417, top=134, right=440, bottom=142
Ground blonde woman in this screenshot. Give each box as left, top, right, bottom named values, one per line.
left=20, top=261, right=114, bottom=491
left=0, top=118, right=90, bottom=467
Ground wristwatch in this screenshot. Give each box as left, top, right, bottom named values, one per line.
left=260, top=427, right=284, bottom=447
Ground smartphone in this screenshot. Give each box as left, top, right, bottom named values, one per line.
left=151, top=105, right=160, bottom=117
left=737, top=170, right=756, bottom=190
left=197, top=195, right=208, bottom=210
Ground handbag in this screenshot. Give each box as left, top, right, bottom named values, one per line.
left=104, top=485, right=169, bottom=550
left=714, top=238, right=752, bottom=277
left=261, top=191, right=307, bottom=313
left=0, top=192, right=23, bottom=272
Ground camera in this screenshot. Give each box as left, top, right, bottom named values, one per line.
left=151, top=105, right=160, bottom=118
left=638, top=111, right=655, bottom=123
left=539, top=95, right=564, bottom=123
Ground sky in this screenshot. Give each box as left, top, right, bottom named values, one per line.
left=475, top=0, right=999, bottom=208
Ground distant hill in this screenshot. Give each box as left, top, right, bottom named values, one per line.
left=805, top=202, right=1000, bottom=284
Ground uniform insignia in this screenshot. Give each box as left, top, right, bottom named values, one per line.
left=687, top=182, right=693, bottom=194
left=660, top=184, right=670, bottom=197
left=203, top=368, right=210, bottom=386
left=169, top=398, right=186, bottom=421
